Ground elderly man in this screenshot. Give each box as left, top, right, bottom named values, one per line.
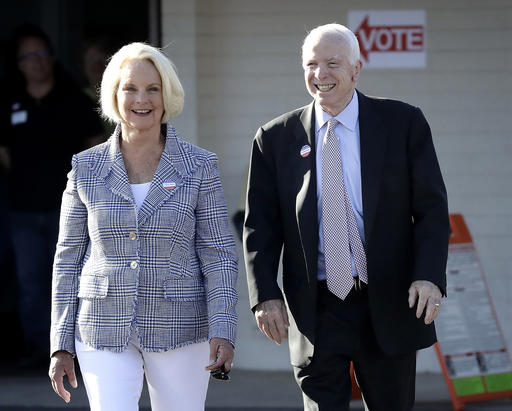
left=243, top=23, right=449, bottom=410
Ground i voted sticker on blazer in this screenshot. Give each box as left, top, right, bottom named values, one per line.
left=300, top=145, right=311, bottom=158
left=163, top=181, right=177, bottom=191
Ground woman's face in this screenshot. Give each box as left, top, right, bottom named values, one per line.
left=116, top=59, right=164, bottom=133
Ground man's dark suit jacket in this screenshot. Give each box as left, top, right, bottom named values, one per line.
left=244, top=90, right=449, bottom=368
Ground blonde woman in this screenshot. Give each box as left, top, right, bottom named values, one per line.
left=48, top=43, right=238, bottom=411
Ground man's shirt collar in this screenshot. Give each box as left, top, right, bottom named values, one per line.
left=315, top=90, right=359, bottom=133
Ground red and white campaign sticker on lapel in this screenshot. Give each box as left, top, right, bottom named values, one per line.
left=163, top=181, right=177, bottom=191
left=300, top=145, right=311, bottom=158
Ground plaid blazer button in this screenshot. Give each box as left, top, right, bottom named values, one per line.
left=130, top=261, right=139, bottom=269
left=129, top=232, right=137, bottom=240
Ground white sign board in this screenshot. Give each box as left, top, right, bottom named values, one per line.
left=437, top=243, right=512, bottom=379
left=348, top=10, right=426, bottom=68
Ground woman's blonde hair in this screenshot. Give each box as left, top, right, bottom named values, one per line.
left=100, top=42, right=184, bottom=123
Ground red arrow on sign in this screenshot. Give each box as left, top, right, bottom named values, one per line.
left=354, top=16, right=424, bottom=62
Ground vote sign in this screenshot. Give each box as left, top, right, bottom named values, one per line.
left=348, top=10, right=426, bottom=68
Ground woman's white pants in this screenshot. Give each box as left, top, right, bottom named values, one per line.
left=75, top=336, right=210, bottom=411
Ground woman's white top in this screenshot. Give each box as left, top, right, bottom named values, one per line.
left=130, top=182, right=152, bottom=211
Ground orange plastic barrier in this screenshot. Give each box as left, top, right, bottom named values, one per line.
left=434, top=214, right=512, bottom=410
left=350, top=363, right=362, bottom=399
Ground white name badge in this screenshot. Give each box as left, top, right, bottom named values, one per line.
left=11, top=110, right=28, bottom=126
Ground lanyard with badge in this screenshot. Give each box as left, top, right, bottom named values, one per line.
left=11, top=102, right=28, bottom=126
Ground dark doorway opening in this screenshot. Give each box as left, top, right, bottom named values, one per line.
left=0, top=0, right=157, bottom=370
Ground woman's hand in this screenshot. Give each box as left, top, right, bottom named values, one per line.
left=205, top=337, right=234, bottom=373
left=48, top=350, right=78, bottom=403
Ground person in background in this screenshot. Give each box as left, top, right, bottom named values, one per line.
left=0, top=24, right=103, bottom=369
left=48, top=42, right=238, bottom=410
left=243, top=23, right=449, bottom=410
left=83, top=39, right=110, bottom=100
left=82, top=37, right=115, bottom=143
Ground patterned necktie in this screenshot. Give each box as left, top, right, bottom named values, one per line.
left=321, top=118, right=368, bottom=300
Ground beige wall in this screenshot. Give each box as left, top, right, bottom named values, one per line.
left=163, top=0, right=512, bottom=371
left=162, top=0, right=198, bottom=145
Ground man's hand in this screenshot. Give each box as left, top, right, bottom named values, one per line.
left=205, top=337, right=235, bottom=372
left=48, top=351, right=78, bottom=403
left=254, top=299, right=289, bottom=345
left=408, top=280, right=442, bottom=325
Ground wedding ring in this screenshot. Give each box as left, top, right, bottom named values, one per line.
left=434, top=303, right=440, bottom=307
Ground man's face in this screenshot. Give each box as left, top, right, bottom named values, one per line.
left=17, top=37, right=54, bottom=84
left=302, top=34, right=361, bottom=116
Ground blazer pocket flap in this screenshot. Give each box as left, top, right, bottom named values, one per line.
left=163, top=278, right=205, bottom=302
left=77, top=275, right=109, bottom=299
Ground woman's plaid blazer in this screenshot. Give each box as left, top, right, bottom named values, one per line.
left=50, top=123, right=238, bottom=355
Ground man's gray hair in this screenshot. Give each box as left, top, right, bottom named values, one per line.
left=302, top=23, right=360, bottom=65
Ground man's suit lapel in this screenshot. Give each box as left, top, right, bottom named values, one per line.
left=358, top=91, right=388, bottom=245
left=288, top=93, right=388, bottom=279
left=296, top=102, right=319, bottom=283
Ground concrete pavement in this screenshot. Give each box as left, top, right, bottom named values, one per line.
left=0, top=367, right=511, bottom=410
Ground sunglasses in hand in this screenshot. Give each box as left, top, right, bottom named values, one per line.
left=210, top=364, right=230, bottom=381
